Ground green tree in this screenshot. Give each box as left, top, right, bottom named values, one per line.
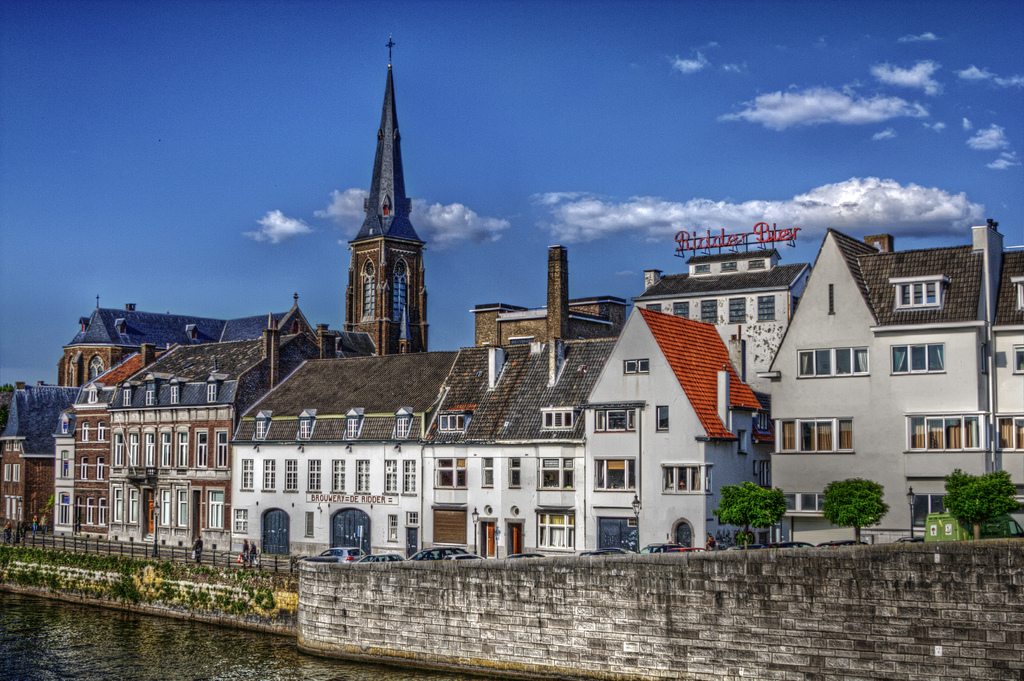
left=943, top=468, right=1020, bottom=540
left=713, top=482, right=787, bottom=548
left=822, top=478, right=889, bottom=543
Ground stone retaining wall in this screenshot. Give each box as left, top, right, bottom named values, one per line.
left=297, top=541, right=1024, bottom=680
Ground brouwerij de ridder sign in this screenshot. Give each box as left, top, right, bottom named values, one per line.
left=675, top=222, right=800, bottom=255
left=306, top=493, right=399, bottom=505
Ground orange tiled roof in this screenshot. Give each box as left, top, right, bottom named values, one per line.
left=639, top=308, right=761, bottom=439
left=94, top=351, right=161, bottom=386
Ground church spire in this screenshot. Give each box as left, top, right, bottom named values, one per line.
left=354, top=65, right=421, bottom=244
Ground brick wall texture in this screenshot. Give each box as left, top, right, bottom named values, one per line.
left=297, top=541, right=1024, bottom=680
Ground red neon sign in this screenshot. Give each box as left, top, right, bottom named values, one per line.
left=675, top=222, right=800, bottom=254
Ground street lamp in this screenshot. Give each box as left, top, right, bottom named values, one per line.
left=152, top=503, right=160, bottom=558
left=631, top=494, right=641, bottom=551
left=471, top=507, right=480, bottom=555
left=906, top=487, right=914, bottom=540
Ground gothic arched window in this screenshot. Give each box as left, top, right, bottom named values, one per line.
left=393, top=260, right=407, bottom=322
left=89, top=356, right=104, bottom=379
left=362, top=262, right=376, bottom=319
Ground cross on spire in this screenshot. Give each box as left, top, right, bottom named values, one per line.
left=387, top=34, right=395, bottom=68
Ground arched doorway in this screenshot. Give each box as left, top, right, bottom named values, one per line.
left=262, top=509, right=290, bottom=555
left=674, top=520, right=693, bottom=547
left=332, top=509, right=370, bottom=553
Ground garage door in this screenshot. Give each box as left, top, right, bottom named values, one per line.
left=433, top=509, right=467, bottom=544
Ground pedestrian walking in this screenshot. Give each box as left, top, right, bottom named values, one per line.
left=248, top=541, right=258, bottom=568
left=32, top=515, right=38, bottom=537
left=192, top=537, right=204, bottom=563
left=241, top=539, right=250, bottom=567
left=705, top=533, right=717, bottom=551
left=4, top=520, right=12, bottom=544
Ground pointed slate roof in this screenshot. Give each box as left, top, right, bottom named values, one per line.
left=353, top=67, right=421, bottom=243
left=1, top=386, right=78, bottom=454
left=638, top=308, right=760, bottom=439
left=994, top=250, right=1024, bottom=326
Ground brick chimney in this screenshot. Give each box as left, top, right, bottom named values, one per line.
left=263, top=315, right=281, bottom=387
left=864, top=234, right=894, bottom=253
left=547, top=245, right=569, bottom=342
left=140, top=343, right=156, bottom=367
left=316, top=324, right=332, bottom=359
left=15, top=381, right=25, bottom=390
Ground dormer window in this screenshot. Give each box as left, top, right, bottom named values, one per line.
left=254, top=411, right=272, bottom=440
left=186, top=324, right=198, bottom=340
left=145, top=383, right=156, bottom=406
left=891, top=275, right=948, bottom=310
left=88, top=388, right=98, bottom=404
left=720, top=261, right=737, bottom=272
left=114, top=318, right=127, bottom=335
left=207, top=381, right=217, bottom=403
left=1013, top=277, right=1024, bottom=311
left=694, top=264, right=711, bottom=274
left=748, top=259, right=765, bottom=270
left=122, top=385, right=132, bottom=406
left=170, top=382, right=180, bottom=405
left=346, top=408, right=365, bottom=440
left=60, top=416, right=70, bottom=435
left=298, top=409, right=317, bottom=439
left=438, top=412, right=469, bottom=432
left=542, top=409, right=575, bottom=430
left=394, top=407, right=413, bottom=439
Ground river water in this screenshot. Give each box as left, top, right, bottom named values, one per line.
left=0, top=592, right=494, bottom=681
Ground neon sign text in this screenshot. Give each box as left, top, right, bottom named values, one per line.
left=675, top=222, right=800, bottom=254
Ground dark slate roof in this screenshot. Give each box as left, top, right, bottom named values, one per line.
left=220, top=313, right=286, bottom=342
left=859, top=245, right=982, bottom=326
left=353, top=67, right=422, bottom=244
left=1, top=386, right=78, bottom=454
left=426, top=339, right=616, bottom=444
left=235, top=352, right=458, bottom=442
left=327, top=331, right=377, bottom=358
left=686, top=249, right=778, bottom=264
left=636, top=263, right=808, bottom=299
left=128, top=338, right=267, bottom=382
left=995, top=251, right=1024, bottom=326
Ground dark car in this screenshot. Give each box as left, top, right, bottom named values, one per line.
left=506, top=553, right=545, bottom=559
left=408, top=547, right=470, bottom=561
left=817, top=540, right=868, bottom=547
left=301, top=547, right=366, bottom=563
left=664, top=547, right=706, bottom=553
left=724, top=543, right=772, bottom=550
left=893, top=536, right=924, bottom=543
left=639, top=543, right=687, bottom=554
left=771, top=541, right=815, bottom=548
left=356, top=553, right=405, bottom=563
left=579, top=548, right=634, bottom=556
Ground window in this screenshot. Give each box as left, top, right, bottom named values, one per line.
left=96, top=421, right=106, bottom=441
left=146, top=386, right=156, bottom=406
left=828, top=284, right=834, bottom=315
left=195, top=433, right=208, bottom=468
left=263, top=459, right=276, bottom=490
left=538, top=513, right=574, bottom=549
left=757, top=296, right=775, bottom=321
left=998, top=418, right=1024, bottom=450
left=207, top=382, right=217, bottom=403
left=362, top=262, right=375, bottom=319
left=783, top=493, right=825, bottom=513
left=663, top=465, right=704, bottom=493
left=176, top=432, right=188, bottom=467
left=202, top=490, right=223, bottom=530
left=82, top=423, right=89, bottom=442
left=893, top=277, right=946, bottom=310
left=436, top=459, right=466, bottom=488
left=161, top=489, right=172, bottom=525
left=482, top=458, right=494, bottom=488
left=438, top=413, right=469, bottom=432
left=729, top=298, right=745, bottom=323
left=403, top=460, right=416, bottom=493
left=701, top=300, right=717, bottom=324
left=673, top=301, right=689, bottom=317
left=912, top=493, right=945, bottom=527
left=595, top=408, right=636, bottom=432
left=308, top=460, right=322, bottom=492
left=509, top=458, right=521, bottom=488
left=623, top=359, right=649, bottom=374
left=541, top=458, right=574, bottom=489
left=656, top=405, right=669, bottom=431
left=1013, top=347, right=1024, bottom=373
left=145, top=433, right=155, bottom=466
left=299, top=417, right=313, bottom=439
left=59, top=494, right=72, bottom=526
left=81, top=457, right=89, bottom=480
left=892, top=344, right=944, bottom=374
left=542, top=410, right=575, bottom=429
left=908, top=415, right=981, bottom=451
left=234, top=508, right=249, bottom=534
left=255, top=417, right=268, bottom=440
left=694, top=264, right=711, bottom=274
left=798, top=348, right=868, bottom=377
left=407, top=511, right=419, bottom=526
left=748, top=259, right=765, bottom=270
left=388, top=514, right=398, bottom=542
left=241, top=459, right=254, bottom=490
left=305, top=511, right=314, bottom=538
left=285, top=459, right=298, bottom=491
left=721, top=261, right=738, bottom=272
left=778, top=419, right=853, bottom=452
left=60, top=418, right=69, bottom=435
left=88, top=388, right=98, bottom=404
left=86, top=498, right=95, bottom=525
left=122, top=387, right=131, bottom=406
left=332, top=460, right=345, bottom=493
left=645, top=303, right=662, bottom=312
left=113, top=489, right=123, bottom=523
left=128, top=433, right=139, bottom=466
left=96, top=457, right=105, bottom=481
left=98, top=498, right=108, bottom=526
left=356, top=460, right=370, bottom=493
left=395, top=414, right=412, bottom=439
left=346, top=414, right=363, bottom=439
left=160, top=432, right=172, bottom=467
left=177, top=490, right=188, bottom=527
left=60, top=450, right=72, bottom=479
left=754, top=460, right=771, bottom=487
left=595, top=459, right=636, bottom=490
left=129, top=489, right=139, bottom=524
left=385, top=460, right=398, bottom=493
left=215, top=431, right=228, bottom=468
left=170, top=384, right=179, bottom=405
left=393, top=260, right=408, bottom=321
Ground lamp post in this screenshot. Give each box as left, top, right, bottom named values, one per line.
left=631, top=494, right=641, bottom=552
left=152, top=503, right=160, bottom=558
left=906, top=487, right=914, bottom=540
left=471, top=507, right=480, bottom=555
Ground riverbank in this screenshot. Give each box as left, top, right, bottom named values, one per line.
left=0, top=545, right=297, bottom=635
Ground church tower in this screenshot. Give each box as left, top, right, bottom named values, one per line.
left=345, top=61, right=427, bottom=354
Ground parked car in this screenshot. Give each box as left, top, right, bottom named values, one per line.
left=664, top=547, right=706, bottom=553
left=408, top=547, right=470, bottom=561
left=770, top=541, right=815, bottom=548
left=639, top=543, right=687, bottom=553
left=506, top=553, right=545, bottom=559
left=924, top=512, right=1024, bottom=542
left=356, top=553, right=405, bottom=563
left=301, top=547, right=366, bottom=563
left=893, top=536, right=924, bottom=544
left=724, top=544, right=773, bottom=550
left=816, top=540, right=868, bottom=547
left=579, top=548, right=634, bottom=556
left=445, top=553, right=484, bottom=561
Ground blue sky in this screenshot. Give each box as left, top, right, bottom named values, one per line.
left=2, top=0, right=1022, bottom=384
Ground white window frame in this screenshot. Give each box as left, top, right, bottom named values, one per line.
left=1013, top=346, right=1024, bottom=374
left=299, top=418, right=313, bottom=439
left=241, top=459, right=254, bottom=490
left=177, top=489, right=188, bottom=527
left=798, top=348, right=869, bottom=377
left=161, top=489, right=172, bottom=525
left=129, top=489, right=139, bottom=524
left=891, top=275, right=948, bottom=310
left=263, top=459, right=276, bottom=491
left=81, top=423, right=89, bottom=442
left=59, top=493, right=73, bottom=526
left=891, top=344, right=945, bottom=374
left=542, top=409, right=575, bottom=430
left=438, top=413, right=468, bottom=432
left=114, top=433, right=124, bottom=467
left=255, top=418, right=268, bottom=440
left=113, top=488, right=123, bottom=523
left=537, top=513, right=575, bottom=549
left=595, top=459, right=636, bottom=490
left=509, top=458, right=521, bottom=488
left=60, top=450, right=72, bottom=479
left=234, top=508, right=248, bottom=534
left=176, top=431, right=189, bottom=467
left=403, top=460, right=417, bottom=493
left=96, top=421, right=106, bottom=441
left=215, top=431, right=228, bottom=468
left=356, top=460, right=371, bottom=493
left=435, top=458, right=466, bottom=488
left=80, top=457, right=89, bottom=481
left=207, top=382, right=217, bottom=403
left=777, top=418, right=854, bottom=453
left=481, top=458, right=494, bottom=488
left=98, top=498, right=108, bottom=526
left=285, top=459, right=298, bottom=492
left=595, top=408, right=636, bottom=432
left=662, top=465, right=705, bottom=493
left=623, top=359, right=649, bottom=374
left=209, top=490, right=224, bottom=529
left=997, top=417, right=1024, bottom=450
left=395, top=415, right=412, bottom=439
left=128, top=433, right=139, bottom=466
left=388, top=514, right=398, bottom=542
left=196, top=432, right=209, bottom=468
left=907, top=414, right=983, bottom=451
left=96, top=457, right=105, bottom=481
left=308, top=459, right=322, bottom=492
left=540, top=458, right=574, bottom=489
left=145, top=432, right=155, bottom=466
left=160, top=432, right=171, bottom=467
left=385, top=459, right=398, bottom=494
left=332, top=459, right=345, bottom=493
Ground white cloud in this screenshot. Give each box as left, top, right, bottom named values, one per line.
left=967, top=124, right=1010, bottom=150
left=958, top=65, right=993, bottom=81
left=720, top=87, right=928, bottom=130
left=871, top=61, right=942, bottom=95
left=962, top=118, right=972, bottom=131
left=987, top=152, right=1020, bottom=170
left=872, top=128, right=897, bottom=140
left=722, top=63, right=746, bottom=74
left=615, top=270, right=638, bottom=278
left=316, top=188, right=510, bottom=249
left=923, top=122, right=946, bottom=132
left=898, top=32, right=938, bottom=43
left=671, top=52, right=709, bottom=74
left=535, top=177, right=983, bottom=243
left=995, top=75, right=1024, bottom=88
left=243, top=210, right=313, bottom=244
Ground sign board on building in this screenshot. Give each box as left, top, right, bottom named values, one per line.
left=307, top=493, right=399, bottom=506
left=675, top=223, right=800, bottom=256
